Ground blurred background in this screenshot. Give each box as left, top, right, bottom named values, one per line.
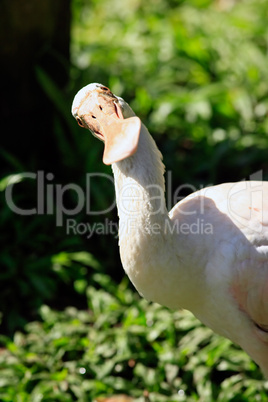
left=1, top=0, right=268, bottom=400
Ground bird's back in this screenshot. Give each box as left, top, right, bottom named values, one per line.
left=169, top=181, right=268, bottom=352
left=169, top=181, right=268, bottom=245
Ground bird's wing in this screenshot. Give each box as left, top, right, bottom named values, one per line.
left=169, top=181, right=268, bottom=335
left=169, top=181, right=268, bottom=243
left=220, top=181, right=268, bottom=246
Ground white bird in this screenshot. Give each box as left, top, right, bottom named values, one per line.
left=72, top=83, right=268, bottom=378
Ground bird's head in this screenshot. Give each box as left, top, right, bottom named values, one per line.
left=72, top=83, right=141, bottom=165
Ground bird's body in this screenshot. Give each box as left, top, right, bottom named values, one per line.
left=72, top=83, right=268, bottom=378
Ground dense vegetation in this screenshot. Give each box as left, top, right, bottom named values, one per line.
left=1, top=0, right=268, bottom=399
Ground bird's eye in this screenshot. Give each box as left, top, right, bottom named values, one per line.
left=101, top=86, right=109, bottom=91
left=76, top=117, right=84, bottom=127
left=255, top=322, right=268, bottom=333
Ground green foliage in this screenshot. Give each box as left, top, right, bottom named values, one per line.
left=72, top=0, right=268, bottom=184
left=0, top=272, right=267, bottom=401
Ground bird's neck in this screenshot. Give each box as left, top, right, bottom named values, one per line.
left=112, top=124, right=189, bottom=308
left=112, top=123, right=168, bottom=236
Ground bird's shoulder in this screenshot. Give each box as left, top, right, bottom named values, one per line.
left=169, top=181, right=268, bottom=337
left=169, top=181, right=268, bottom=246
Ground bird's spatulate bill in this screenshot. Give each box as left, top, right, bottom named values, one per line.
left=102, top=116, right=141, bottom=165
left=73, top=84, right=141, bottom=165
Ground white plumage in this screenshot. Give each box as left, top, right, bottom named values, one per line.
left=72, top=83, right=268, bottom=378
